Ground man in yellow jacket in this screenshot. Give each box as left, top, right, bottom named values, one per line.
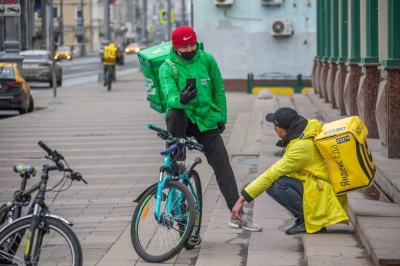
left=230, top=107, right=349, bottom=234
left=102, top=42, right=118, bottom=86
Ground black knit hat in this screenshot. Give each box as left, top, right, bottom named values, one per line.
left=265, top=107, right=299, bottom=130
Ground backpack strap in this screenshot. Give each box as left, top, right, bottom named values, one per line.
left=165, top=59, right=179, bottom=84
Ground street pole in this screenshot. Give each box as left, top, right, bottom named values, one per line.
left=40, top=0, right=47, bottom=49
left=141, top=0, right=147, bottom=46
left=98, top=0, right=110, bottom=83
left=0, top=0, right=23, bottom=66
left=80, top=0, right=86, bottom=56
left=45, top=0, right=51, bottom=49
left=49, top=0, right=61, bottom=104
left=181, top=0, right=185, bottom=26
left=59, top=0, right=64, bottom=46
left=167, top=0, right=171, bottom=39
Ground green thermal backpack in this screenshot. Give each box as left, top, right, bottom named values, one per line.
left=137, top=41, right=207, bottom=113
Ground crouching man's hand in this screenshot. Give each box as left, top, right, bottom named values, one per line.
left=231, top=196, right=246, bottom=221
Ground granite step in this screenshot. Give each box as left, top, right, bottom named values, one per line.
left=348, top=196, right=400, bottom=266
left=301, top=91, right=400, bottom=266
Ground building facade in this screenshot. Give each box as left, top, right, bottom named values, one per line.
left=193, top=0, right=316, bottom=90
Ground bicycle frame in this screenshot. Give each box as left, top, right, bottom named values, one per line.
left=154, top=153, right=201, bottom=222
left=21, top=163, right=58, bottom=263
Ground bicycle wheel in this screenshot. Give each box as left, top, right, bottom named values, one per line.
left=182, top=170, right=202, bottom=250
left=0, top=204, right=12, bottom=230
left=0, top=217, right=83, bottom=265
left=107, top=70, right=112, bottom=91
left=131, top=180, right=196, bottom=263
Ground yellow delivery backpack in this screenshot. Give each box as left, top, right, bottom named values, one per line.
left=314, top=116, right=376, bottom=195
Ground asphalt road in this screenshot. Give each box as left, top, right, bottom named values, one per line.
left=0, top=53, right=140, bottom=117
left=29, top=54, right=140, bottom=94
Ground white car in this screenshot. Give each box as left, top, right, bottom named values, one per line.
left=20, top=50, right=62, bottom=87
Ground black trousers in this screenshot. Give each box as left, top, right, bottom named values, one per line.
left=166, top=109, right=239, bottom=211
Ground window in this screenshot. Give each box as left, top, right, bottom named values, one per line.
left=75, top=5, right=82, bottom=20
left=35, top=6, right=59, bottom=20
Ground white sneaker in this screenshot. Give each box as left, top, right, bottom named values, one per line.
left=228, top=213, right=262, bottom=232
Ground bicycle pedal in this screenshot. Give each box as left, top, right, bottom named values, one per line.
left=188, top=235, right=201, bottom=246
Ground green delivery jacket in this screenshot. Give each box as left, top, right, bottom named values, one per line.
left=243, top=119, right=349, bottom=233
left=158, top=44, right=227, bottom=132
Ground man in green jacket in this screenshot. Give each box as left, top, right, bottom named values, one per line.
left=159, top=26, right=261, bottom=232
left=231, top=107, right=349, bottom=234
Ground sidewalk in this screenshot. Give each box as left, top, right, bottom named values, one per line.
left=0, top=73, right=399, bottom=266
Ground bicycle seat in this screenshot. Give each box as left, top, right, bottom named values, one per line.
left=13, top=163, right=36, bottom=177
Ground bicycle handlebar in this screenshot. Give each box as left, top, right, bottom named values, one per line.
left=37, top=141, right=87, bottom=184
left=148, top=124, right=204, bottom=153
left=38, top=141, right=52, bottom=155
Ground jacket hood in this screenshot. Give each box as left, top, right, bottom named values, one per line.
left=302, top=119, right=323, bottom=138
left=276, top=118, right=322, bottom=147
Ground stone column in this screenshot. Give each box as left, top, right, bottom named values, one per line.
left=312, top=0, right=323, bottom=95
left=327, top=0, right=339, bottom=109
left=377, top=0, right=400, bottom=158
left=318, top=0, right=329, bottom=101
left=333, top=0, right=349, bottom=116
left=327, top=63, right=337, bottom=108
left=343, top=0, right=361, bottom=116
left=334, top=62, right=348, bottom=115
left=314, top=60, right=322, bottom=94
left=357, top=64, right=380, bottom=137
left=357, top=0, right=379, bottom=138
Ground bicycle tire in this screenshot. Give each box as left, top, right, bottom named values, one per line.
left=107, top=70, right=112, bottom=91
left=131, top=180, right=196, bottom=263
left=182, top=170, right=202, bottom=250
left=0, top=204, right=8, bottom=229
left=0, top=217, right=83, bottom=265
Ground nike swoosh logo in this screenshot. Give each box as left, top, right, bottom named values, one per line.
left=183, top=36, right=192, bottom=41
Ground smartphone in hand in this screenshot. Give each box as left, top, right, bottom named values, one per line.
left=186, top=78, right=196, bottom=90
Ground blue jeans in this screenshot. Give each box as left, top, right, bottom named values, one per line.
left=266, top=176, right=304, bottom=223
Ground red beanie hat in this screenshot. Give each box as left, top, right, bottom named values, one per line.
left=171, top=26, right=197, bottom=49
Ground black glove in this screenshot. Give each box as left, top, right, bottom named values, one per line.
left=217, top=122, right=225, bottom=134
left=180, top=84, right=197, bottom=105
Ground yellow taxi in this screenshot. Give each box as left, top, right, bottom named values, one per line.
left=0, top=62, right=34, bottom=114
left=55, top=46, right=73, bottom=61
left=125, top=43, right=141, bottom=54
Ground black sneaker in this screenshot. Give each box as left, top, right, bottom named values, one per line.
left=288, top=222, right=327, bottom=235
left=285, top=218, right=301, bottom=235
left=288, top=222, right=306, bottom=234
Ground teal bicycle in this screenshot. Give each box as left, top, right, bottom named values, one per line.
left=130, top=124, right=204, bottom=263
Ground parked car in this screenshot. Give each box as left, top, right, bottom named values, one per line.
left=0, top=62, right=34, bottom=114
left=116, top=46, right=124, bottom=65
left=20, top=50, right=62, bottom=87
left=55, top=46, right=73, bottom=61
left=125, top=42, right=141, bottom=54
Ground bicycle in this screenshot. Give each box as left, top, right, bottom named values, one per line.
left=0, top=163, right=37, bottom=232
left=130, top=124, right=204, bottom=263
left=104, top=65, right=114, bottom=91
left=0, top=141, right=87, bottom=265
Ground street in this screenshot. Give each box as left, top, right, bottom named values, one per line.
left=29, top=54, right=140, bottom=94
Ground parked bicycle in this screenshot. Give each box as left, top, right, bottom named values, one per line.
left=0, top=141, right=87, bottom=265
left=0, top=164, right=37, bottom=232
left=104, top=65, right=114, bottom=91
left=130, top=124, right=204, bottom=263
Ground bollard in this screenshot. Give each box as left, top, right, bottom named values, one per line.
left=247, top=72, right=254, bottom=94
